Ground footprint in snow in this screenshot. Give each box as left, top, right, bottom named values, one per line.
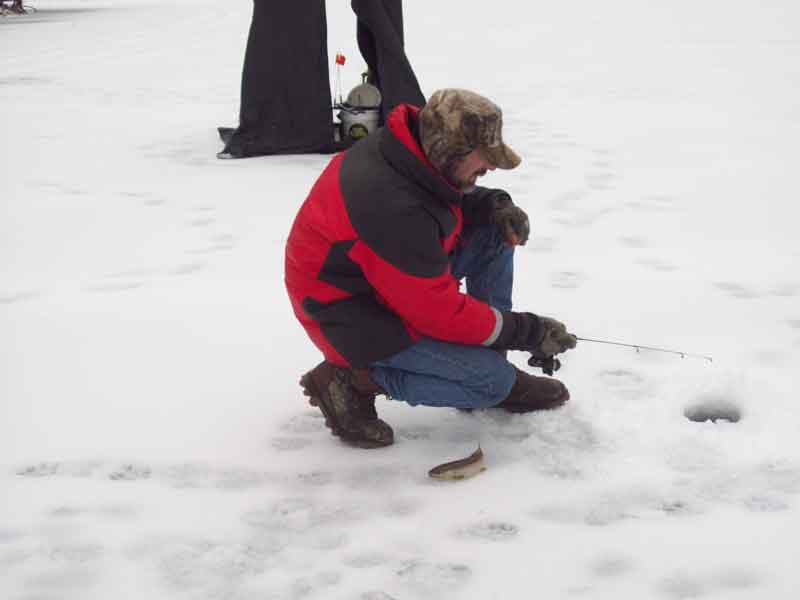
left=658, top=571, right=707, bottom=599
left=619, top=235, right=649, bottom=248
left=109, top=464, right=152, bottom=481
left=585, top=171, right=615, bottom=190
left=457, top=520, right=519, bottom=542
left=592, top=158, right=613, bottom=169
left=343, top=552, right=390, bottom=569
left=713, top=282, right=760, bottom=299
left=17, top=460, right=101, bottom=478
left=211, top=233, right=236, bottom=243
left=49, top=504, right=138, bottom=521
left=770, top=283, right=800, bottom=297
left=289, top=572, right=342, bottom=598
left=271, top=436, right=313, bottom=451
left=660, top=498, right=701, bottom=517
left=589, top=554, right=635, bottom=578
left=395, top=560, right=472, bottom=593
left=116, top=190, right=163, bottom=206
left=153, top=538, right=274, bottom=591
left=47, top=543, right=105, bottom=563
left=658, top=567, right=760, bottom=599
left=170, top=261, right=206, bottom=276
left=598, top=369, right=645, bottom=386
left=164, top=463, right=271, bottom=490
left=0, top=290, right=41, bottom=304
left=84, top=281, right=145, bottom=293
left=187, top=241, right=237, bottom=255
left=243, top=496, right=361, bottom=535
left=711, top=567, right=761, bottom=590
left=294, top=470, right=334, bottom=486
left=0, top=529, right=24, bottom=544
left=188, top=217, right=215, bottom=228
left=16, top=459, right=273, bottom=491
left=743, top=494, right=789, bottom=513
left=105, top=268, right=155, bottom=279
left=87, top=271, right=154, bottom=292
left=626, top=194, right=676, bottom=213
left=0, top=75, right=53, bottom=87
left=636, top=257, right=677, bottom=273
left=361, top=591, right=398, bottom=600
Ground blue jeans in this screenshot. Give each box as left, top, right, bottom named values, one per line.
left=369, top=225, right=517, bottom=409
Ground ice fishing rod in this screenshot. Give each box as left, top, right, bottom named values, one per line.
left=528, top=337, right=713, bottom=376
left=576, top=337, right=713, bottom=362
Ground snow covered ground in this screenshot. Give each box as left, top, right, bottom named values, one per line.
left=2, top=0, right=800, bottom=598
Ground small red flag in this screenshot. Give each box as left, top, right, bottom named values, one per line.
left=335, top=53, right=346, bottom=66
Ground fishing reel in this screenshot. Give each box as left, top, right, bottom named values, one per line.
left=527, top=352, right=561, bottom=376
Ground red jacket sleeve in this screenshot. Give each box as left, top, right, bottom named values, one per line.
left=348, top=231, right=502, bottom=346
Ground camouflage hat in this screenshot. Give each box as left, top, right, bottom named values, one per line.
left=419, top=89, right=521, bottom=171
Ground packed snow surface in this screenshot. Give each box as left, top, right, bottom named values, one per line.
left=2, top=1, right=800, bottom=598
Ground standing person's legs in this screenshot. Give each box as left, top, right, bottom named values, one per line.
left=369, top=224, right=517, bottom=409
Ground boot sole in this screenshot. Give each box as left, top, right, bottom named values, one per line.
left=300, top=372, right=390, bottom=449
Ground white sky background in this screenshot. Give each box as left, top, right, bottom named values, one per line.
left=1, top=1, right=800, bottom=599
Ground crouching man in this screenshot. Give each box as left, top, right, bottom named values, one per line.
left=284, top=89, right=577, bottom=448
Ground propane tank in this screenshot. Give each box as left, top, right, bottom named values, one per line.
left=338, top=72, right=382, bottom=142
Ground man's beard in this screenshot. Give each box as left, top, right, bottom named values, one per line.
left=443, top=158, right=487, bottom=193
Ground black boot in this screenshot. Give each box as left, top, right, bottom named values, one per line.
left=497, top=367, right=569, bottom=413
left=300, top=361, right=394, bottom=448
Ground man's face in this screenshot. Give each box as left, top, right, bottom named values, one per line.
left=446, top=149, right=496, bottom=192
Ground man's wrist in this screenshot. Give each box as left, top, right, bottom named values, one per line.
left=489, top=311, right=542, bottom=351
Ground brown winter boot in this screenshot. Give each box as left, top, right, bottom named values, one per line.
left=497, top=367, right=570, bottom=413
left=299, top=361, right=394, bottom=448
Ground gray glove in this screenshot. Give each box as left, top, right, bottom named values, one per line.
left=493, top=205, right=530, bottom=246
left=537, top=316, right=577, bottom=356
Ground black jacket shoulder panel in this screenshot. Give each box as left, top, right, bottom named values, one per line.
left=340, top=131, right=452, bottom=278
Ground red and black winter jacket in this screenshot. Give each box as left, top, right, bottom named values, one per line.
left=284, top=104, right=513, bottom=368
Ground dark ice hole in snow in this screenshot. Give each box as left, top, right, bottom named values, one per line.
left=684, top=396, right=742, bottom=423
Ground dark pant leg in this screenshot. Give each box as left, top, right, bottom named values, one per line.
left=351, top=0, right=425, bottom=119
left=226, top=0, right=333, bottom=157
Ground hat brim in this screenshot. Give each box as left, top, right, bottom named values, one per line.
left=483, top=143, right=521, bottom=170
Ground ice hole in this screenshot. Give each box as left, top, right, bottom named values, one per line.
left=684, top=396, right=742, bottom=423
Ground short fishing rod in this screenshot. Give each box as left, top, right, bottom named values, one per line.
left=576, top=337, right=713, bottom=362
left=528, top=337, right=713, bottom=375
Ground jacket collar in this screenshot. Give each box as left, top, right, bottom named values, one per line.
left=378, top=104, right=462, bottom=206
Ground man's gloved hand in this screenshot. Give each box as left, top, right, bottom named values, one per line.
left=492, top=204, right=530, bottom=246
left=491, top=312, right=577, bottom=355
left=537, top=316, right=578, bottom=356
